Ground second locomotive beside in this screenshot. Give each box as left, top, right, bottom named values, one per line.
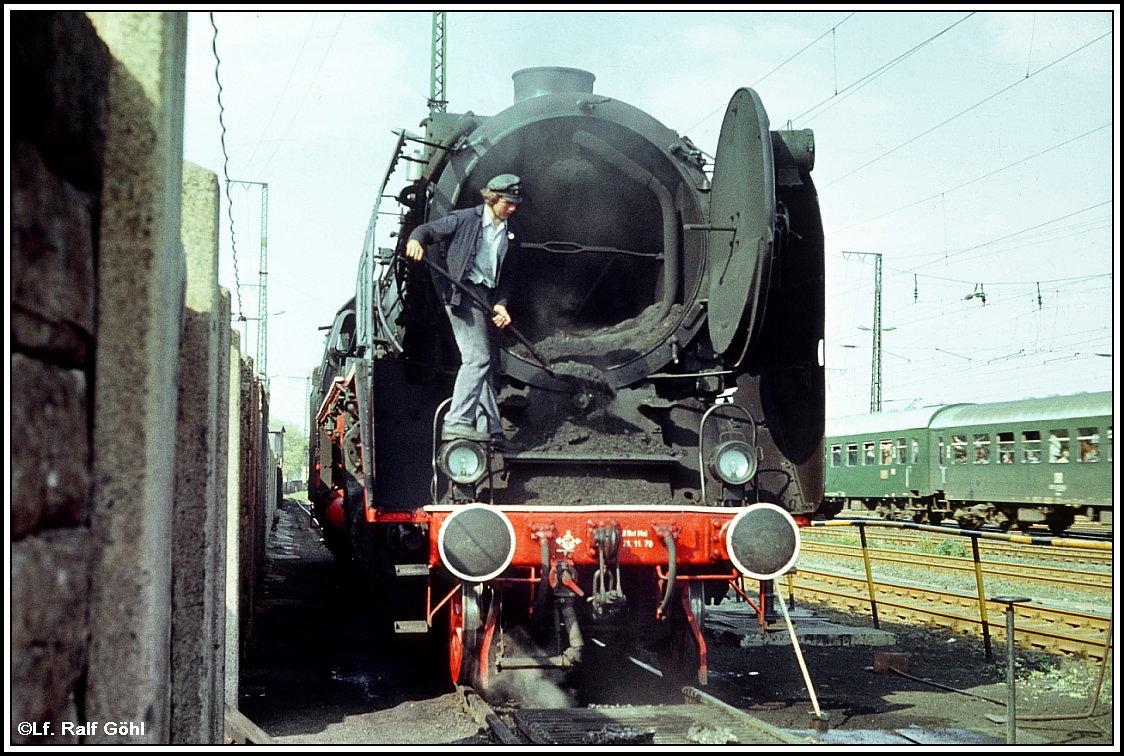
left=309, top=67, right=825, bottom=691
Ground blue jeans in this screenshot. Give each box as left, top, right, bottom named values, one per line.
left=445, top=281, right=502, bottom=435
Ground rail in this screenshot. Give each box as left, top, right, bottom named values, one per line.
left=806, top=528, right=1112, bottom=567
left=799, top=542, right=1112, bottom=592
left=808, top=517, right=1112, bottom=550
left=790, top=569, right=1110, bottom=660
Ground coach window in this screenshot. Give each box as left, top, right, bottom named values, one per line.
left=912, top=437, right=920, bottom=464
left=973, top=434, right=990, bottom=464
left=896, top=437, right=907, bottom=464
left=951, top=434, right=967, bottom=464
left=1049, top=429, right=1070, bottom=463
left=880, top=439, right=894, bottom=465
left=1108, top=427, right=1113, bottom=462
left=831, top=444, right=842, bottom=467
left=997, top=432, right=1014, bottom=464
left=863, top=441, right=876, bottom=466
left=938, top=436, right=945, bottom=465
left=1077, top=428, right=1099, bottom=462
left=1022, top=430, right=1041, bottom=463
left=846, top=442, right=858, bottom=466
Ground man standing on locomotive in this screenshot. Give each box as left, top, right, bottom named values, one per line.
left=405, top=174, right=523, bottom=445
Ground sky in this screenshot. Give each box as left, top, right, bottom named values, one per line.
left=180, top=8, right=1119, bottom=432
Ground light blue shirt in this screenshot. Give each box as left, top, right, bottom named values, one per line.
left=467, top=204, right=508, bottom=288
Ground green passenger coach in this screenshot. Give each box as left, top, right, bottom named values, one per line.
left=822, top=392, right=1112, bottom=534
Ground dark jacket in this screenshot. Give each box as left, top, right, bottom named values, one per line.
left=408, top=205, right=522, bottom=309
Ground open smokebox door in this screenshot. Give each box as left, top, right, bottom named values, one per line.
left=444, top=96, right=712, bottom=393
left=706, top=87, right=775, bottom=360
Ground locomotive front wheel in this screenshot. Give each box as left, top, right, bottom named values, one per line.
left=449, top=583, right=482, bottom=686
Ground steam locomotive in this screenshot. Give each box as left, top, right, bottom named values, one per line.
left=308, top=67, right=825, bottom=691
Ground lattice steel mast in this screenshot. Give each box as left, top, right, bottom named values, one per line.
left=843, top=251, right=884, bottom=413
left=428, top=12, right=447, bottom=115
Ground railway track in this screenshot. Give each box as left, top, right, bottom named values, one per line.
left=799, top=541, right=1112, bottom=596
left=807, top=523, right=1113, bottom=568
left=831, top=512, right=1112, bottom=537
left=788, top=567, right=1111, bottom=661
left=461, top=684, right=808, bottom=745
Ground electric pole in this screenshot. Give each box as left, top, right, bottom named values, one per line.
left=428, top=12, right=447, bottom=115
left=228, top=180, right=269, bottom=383
left=843, top=251, right=884, bottom=413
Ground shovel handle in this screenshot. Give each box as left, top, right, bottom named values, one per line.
left=412, top=254, right=554, bottom=373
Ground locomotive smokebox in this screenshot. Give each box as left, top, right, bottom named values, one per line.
left=434, top=69, right=710, bottom=389
left=513, top=66, right=596, bottom=103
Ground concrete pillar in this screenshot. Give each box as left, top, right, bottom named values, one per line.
left=224, top=329, right=243, bottom=709
left=212, top=290, right=232, bottom=722
left=84, top=11, right=187, bottom=744
left=238, top=356, right=259, bottom=653
left=170, top=161, right=222, bottom=743
left=258, top=388, right=274, bottom=582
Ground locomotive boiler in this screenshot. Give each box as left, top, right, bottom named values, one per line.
left=309, top=67, right=825, bottom=691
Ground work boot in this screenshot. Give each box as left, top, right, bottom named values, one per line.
left=441, top=422, right=490, bottom=442
left=490, top=435, right=518, bottom=454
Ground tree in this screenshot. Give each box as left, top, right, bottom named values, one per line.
left=271, top=418, right=308, bottom=483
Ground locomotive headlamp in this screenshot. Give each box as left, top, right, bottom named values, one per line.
left=710, top=440, right=757, bottom=485
left=726, top=503, right=800, bottom=581
left=438, top=440, right=487, bottom=485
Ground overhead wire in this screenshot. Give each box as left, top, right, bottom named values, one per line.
left=240, top=12, right=320, bottom=175
left=829, top=260, right=1111, bottom=399
left=833, top=123, right=1111, bottom=234
left=796, top=12, right=977, bottom=125
left=902, top=201, right=1112, bottom=273
left=209, top=12, right=244, bottom=320
left=681, top=12, right=857, bottom=135
left=813, top=12, right=1112, bottom=340
left=823, top=29, right=1113, bottom=189
left=828, top=189, right=1111, bottom=310
left=829, top=220, right=1112, bottom=307
left=254, top=12, right=348, bottom=176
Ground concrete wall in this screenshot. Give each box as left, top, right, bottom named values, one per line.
left=83, top=10, right=187, bottom=743
left=225, top=330, right=244, bottom=710
left=11, top=11, right=282, bottom=745
left=170, top=162, right=227, bottom=743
